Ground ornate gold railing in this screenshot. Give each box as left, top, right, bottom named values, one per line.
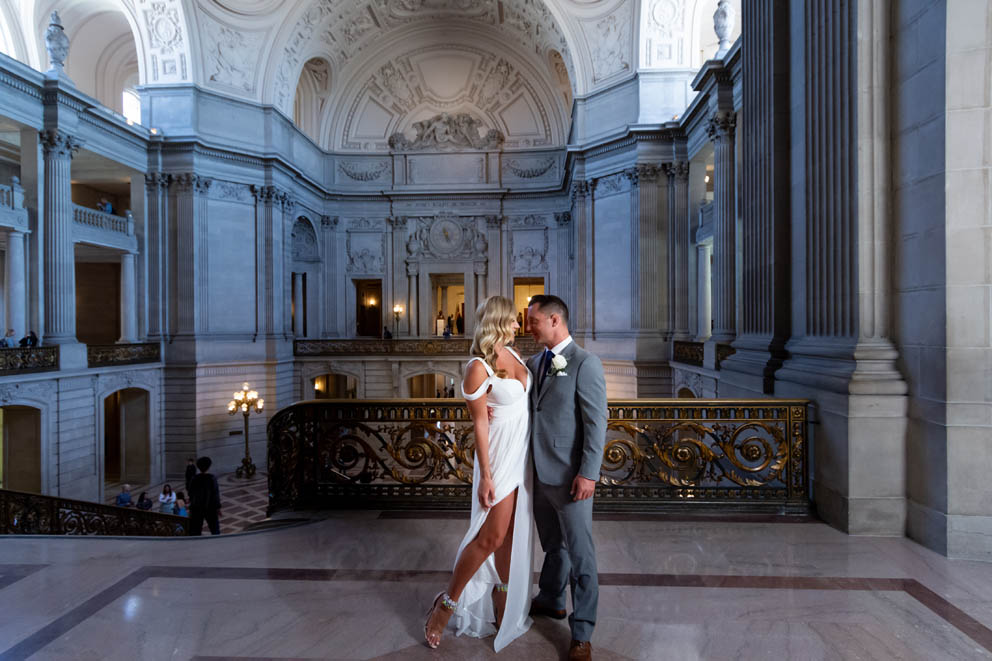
left=87, top=342, right=161, bottom=367
left=295, top=337, right=541, bottom=357
left=0, top=346, right=58, bottom=376
left=0, top=488, right=188, bottom=536
left=267, top=398, right=809, bottom=514
left=673, top=341, right=704, bottom=366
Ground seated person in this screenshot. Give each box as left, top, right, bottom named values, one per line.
left=18, top=331, right=38, bottom=347
left=0, top=329, right=13, bottom=348
left=115, top=484, right=133, bottom=507
left=174, top=491, right=188, bottom=517
left=135, top=491, right=153, bottom=511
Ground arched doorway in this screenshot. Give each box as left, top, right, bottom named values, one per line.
left=0, top=405, right=41, bottom=493
left=409, top=373, right=458, bottom=399
left=312, top=374, right=357, bottom=399
left=677, top=387, right=697, bottom=398
left=103, top=388, right=150, bottom=487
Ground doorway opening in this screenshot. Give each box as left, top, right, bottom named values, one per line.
left=355, top=279, right=382, bottom=337
left=0, top=406, right=42, bottom=493
left=513, top=277, right=545, bottom=335
left=312, top=374, right=358, bottom=399
left=408, top=373, right=458, bottom=398
left=103, top=388, right=150, bottom=488
left=430, top=274, right=466, bottom=336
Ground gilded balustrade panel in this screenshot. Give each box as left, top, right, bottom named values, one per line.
left=0, top=489, right=188, bottom=536
left=267, top=399, right=809, bottom=514
left=0, top=346, right=58, bottom=375
left=87, top=342, right=161, bottom=367
left=294, top=337, right=541, bottom=357
left=672, top=341, right=704, bottom=366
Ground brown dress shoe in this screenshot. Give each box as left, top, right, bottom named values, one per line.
left=568, top=640, right=592, bottom=661
left=529, top=601, right=567, bottom=619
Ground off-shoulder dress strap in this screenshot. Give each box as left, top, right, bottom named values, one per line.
left=462, top=357, right=493, bottom=401
left=505, top=346, right=527, bottom=367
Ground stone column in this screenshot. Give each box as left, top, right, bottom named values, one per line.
left=293, top=273, right=304, bottom=337
left=40, top=129, right=80, bottom=344
left=667, top=162, right=691, bottom=340
left=696, top=243, right=712, bottom=341
left=143, top=173, right=169, bottom=340
left=626, top=164, right=665, bottom=336
left=474, top=261, right=487, bottom=333
left=320, top=215, right=337, bottom=337
left=708, top=112, right=737, bottom=343
left=251, top=185, right=278, bottom=339
left=406, top=261, right=418, bottom=336
left=280, top=194, right=295, bottom=340
left=119, top=251, right=138, bottom=343
left=571, top=181, right=593, bottom=336
left=720, top=0, right=791, bottom=395
left=5, top=229, right=26, bottom=339
left=554, top=212, right=572, bottom=313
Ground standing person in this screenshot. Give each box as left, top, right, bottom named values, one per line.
left=188, top=456, right=222, bottom=535
left=0, top=329, right=14, bottom=347
left=525, top=294, right=607, bottom=661
left=158, top=484, right=176, bottom=513
left=174, top=491, right=188, bottom=516
left=135, top=491, right=153, bottom=510
left=184, top=458, right=197, bottom=494
left=423, top=296, right=534, bottom=652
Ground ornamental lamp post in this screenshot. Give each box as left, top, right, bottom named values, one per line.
left=227, top=382, right=263, bottom=478
left=393, top=303, right=403, bottom=338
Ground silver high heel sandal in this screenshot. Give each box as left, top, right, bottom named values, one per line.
left=424, top=591, right=457, bottom=649
left=493, top=583, right=508, bottom=629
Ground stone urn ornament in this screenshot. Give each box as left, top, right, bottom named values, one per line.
left=713, top=0, right=735, bottom=59
left=45, top=11, right=72, bottom=81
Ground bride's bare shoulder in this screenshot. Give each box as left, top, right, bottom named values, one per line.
left=463, top=359, right=490, bottom=392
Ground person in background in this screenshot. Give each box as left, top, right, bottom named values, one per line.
left=115, top=484, right=132, bottom=507
left=0, top=329, right=14, bottom=348
left=383, top=325, right=393, bottom=339
left=135, top=491, right=153, bottom=511
left=188, top=456, right=222, bottom=535
left=174, top=491, right=188, bottom=517
left=159, top=484, right=176, bottom=513
left=184, top=457, right=197, bottom=494
left=18, top=331, right=37, bottom=347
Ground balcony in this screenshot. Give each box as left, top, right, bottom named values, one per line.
left=72, top=204, right=137, bottom=252
left=295, top=336, right=541, bottom=357
left=0, top=177, right=28, bottom=230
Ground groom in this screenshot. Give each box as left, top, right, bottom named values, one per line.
left=525, top=295, right=607, bottom=661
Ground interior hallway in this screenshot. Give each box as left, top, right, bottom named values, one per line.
left=1, top=515, right=991, bottom=660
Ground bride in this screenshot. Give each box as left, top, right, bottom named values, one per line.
left=424, top=295, right=534, bottom=652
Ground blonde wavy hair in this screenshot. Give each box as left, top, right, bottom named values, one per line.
left=471, top=295, right=516, bottom=377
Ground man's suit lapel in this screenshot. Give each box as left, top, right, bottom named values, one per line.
left=536, top=341, right=577, bottom=406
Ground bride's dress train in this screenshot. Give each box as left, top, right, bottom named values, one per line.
left=450, top=348, right=534, bottom=652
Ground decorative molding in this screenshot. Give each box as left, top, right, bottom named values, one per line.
left=199, top=13, right=265, bottom=94
left=594, top=172, right=629, bottom=197
left=209, top=180, right=253, bottom=203
left=346, top=217, right=381, bottom=231
left=582, top=3, right=633, bottom=83
left=321, top=215, right=339, bottom=229
left=406, top=214, right=489, bottom=261
left=509, top=214, right=548, bottom=228
left=0, top=379, right=56, bottom=404
left=292, top=219, right=320, bottom=262
left=510, top=227, right=549, bottom=272
left=172, top=173, right=212, bottom=195
left=504, top=156, right=556, bottom=179
left=338, top=160, right=390, bottom=182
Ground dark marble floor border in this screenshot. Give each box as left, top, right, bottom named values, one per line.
left=3, top=567, right=990, bottom=660
left=0, top=564, right=47, bottom=591
left=379, top=511, right=820, bottom=523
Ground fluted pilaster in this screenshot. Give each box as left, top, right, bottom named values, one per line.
left=144, top=173, right=169, bottom=340
left=666, top=162, right=691, bottom=340
left=172, top=173, right=211, bottom=334
left=708, top=113, right=737, bottom=343
left=320, top=215, right=339, bottom=337
left=571, top=180, right=593, bottom=335
left=40, top=129, right=80, bottom=343
left=626, top=164, right=665, bottom=332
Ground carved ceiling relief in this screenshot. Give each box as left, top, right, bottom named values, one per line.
left=292, top=219, right=320, bottom=262
left=343, top=46, right=552, bottom=151
left=641, top=0, right=687, bottom=67
left=142, top=0, right=190, bottom=82
left=346, top=225, right=386, bottom=273
left=581, top=2, right=634, bottom=84
left=273, top=0, right=574, bottom=117
left=198, top=13, right=267, bottom=93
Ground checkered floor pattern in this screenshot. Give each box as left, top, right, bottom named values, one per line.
left=105, top=471, right=269, bottom=534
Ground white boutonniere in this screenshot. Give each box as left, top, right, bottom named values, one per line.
left=550, top=354, right=568, bottom=377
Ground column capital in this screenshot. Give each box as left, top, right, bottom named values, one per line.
left=173, top=173, right=212, bottom=194
left=250, top=184, right=281, bottom=202
left=707, top=111, right=737, bottom=141
left=484, top=214, right=502, bottom=229
left=474, top=261, right=488, bottom=276
left=664, top=161, right=691, bottom=180
left=570, top=180, right=592, bottom=201
left=39, top=129, right=81, bottom=159
left=280, top=192, right=296, bottom=214
left=406, top=260, right=419, bottom=276
left=321, top=214, right=339, bottom=229
left=555, top=211, right=572, bottom=227
left=627, top=163, right=663, bottom=185
left=144, top=172, right=169, bottom=191
left=386, top=215, right=407, bottom=229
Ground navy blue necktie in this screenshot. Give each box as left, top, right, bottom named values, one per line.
left=539, top=349, right=553, bottom=389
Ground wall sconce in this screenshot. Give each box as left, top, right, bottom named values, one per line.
left=392, top=303, right=404, bottom=338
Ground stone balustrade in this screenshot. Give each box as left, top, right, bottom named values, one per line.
left=0, top=346, right=59, bottom=376
left=86, top=342, right=161, bottom=368
left=295, top=336, right=542, bottom=358
left=72, top=204, right=134, bottom=236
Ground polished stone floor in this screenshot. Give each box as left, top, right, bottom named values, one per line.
left=1, top=513, right=991, bottom=660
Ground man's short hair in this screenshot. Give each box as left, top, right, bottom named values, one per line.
left=528, top=294, right=569, bottom=326
left=196, top=456, right=212, bottom=472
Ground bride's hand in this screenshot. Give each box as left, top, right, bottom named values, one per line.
left=478, top=474, right=496, bottom=510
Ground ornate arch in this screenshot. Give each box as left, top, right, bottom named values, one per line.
left=300, top=361, right=364, bottom=399
left=0, top=380, right=57, bottom=494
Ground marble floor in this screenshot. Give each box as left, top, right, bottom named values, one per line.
left=1, top=513, right=991, bottom=660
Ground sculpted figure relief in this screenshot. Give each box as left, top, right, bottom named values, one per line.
left=389, top=113, right=505, bottom=151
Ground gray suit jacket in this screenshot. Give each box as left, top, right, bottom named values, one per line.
left=527, top=340, right=608, bottom=486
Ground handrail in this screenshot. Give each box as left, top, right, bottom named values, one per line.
left=267, top=398, right=809, bottom=514
left=0, top=488, right=188, bottom=536
left=295, top=336, right=541, bottom=357
left=87, top=342, right=161, bottom=367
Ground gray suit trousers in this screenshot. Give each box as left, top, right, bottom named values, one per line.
left=533, top=478, right=598, bottom=642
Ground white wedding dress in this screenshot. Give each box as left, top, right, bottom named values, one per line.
left=450, top=348, right=534, bottom=652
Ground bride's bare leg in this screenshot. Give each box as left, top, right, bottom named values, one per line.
left=492, top=490, right=517, bottom=628
left=425, top=493, right=515, bottom=648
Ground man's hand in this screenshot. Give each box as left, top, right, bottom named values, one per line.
left=570, top=475, right=596, bottom=501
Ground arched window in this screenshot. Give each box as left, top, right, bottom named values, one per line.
left=293, top=58, right=331, bottom=143
left=122, top=88, right=141, bottom=124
